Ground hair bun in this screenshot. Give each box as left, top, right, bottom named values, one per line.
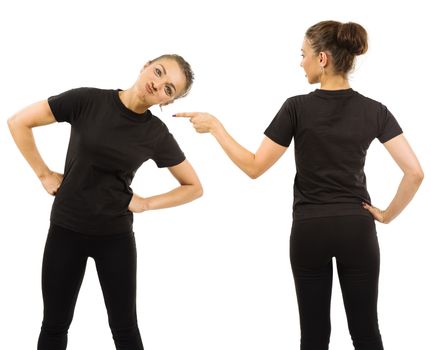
left=337, top=22, right=368, bottom=55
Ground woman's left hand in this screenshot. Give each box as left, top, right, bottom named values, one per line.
left=128, top=193, right=147, bottom=213
left=362, top=202, right=387, bottom=223
left=174, top=112, right=220, bottom=134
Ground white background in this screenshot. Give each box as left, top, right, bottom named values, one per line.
left=1, top=0, right=429, bottom=349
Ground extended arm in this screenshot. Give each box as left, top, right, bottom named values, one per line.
left=363, top=134, right=424, bottom=223
left=175, top=112, right=287, bottom=179
left=128, top=160, right=203, bottom=213
left=7, top=100, right=63, bottom=195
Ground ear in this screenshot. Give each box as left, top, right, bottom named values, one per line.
left=160, top=100, right=174, bottom=108
left=319, top=52, right=328, bottom=67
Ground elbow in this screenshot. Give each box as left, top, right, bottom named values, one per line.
left=7, top=114, right=26, bottom=134
left=414, top=169, right=424, bottom=185
left=180, top=181, right=203, bottom=202
left=7, top=115, right=16, bottom=131
left=407, top=168, right=424, bottom=186
left=245, top=159, right=266, bottom=180
left=193, top=183, right=204, bottom=199
left=247, top=168, right=262, bottom=180
left=196, top=185, right=204, bottom=199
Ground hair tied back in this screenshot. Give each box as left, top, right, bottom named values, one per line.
left=336, top=22, right=368, bottom=56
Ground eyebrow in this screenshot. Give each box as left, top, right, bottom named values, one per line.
left=158, top=64, right=177, bottom=93
left=158, top=63, right=167, bottom=75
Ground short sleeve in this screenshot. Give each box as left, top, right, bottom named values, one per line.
left=377, top=104, right=403, bottom=143
left=152, top=127, right=186, bottom=168
left=48, top=88, right=88, bottom=124
left=264, top=98, right=296, bottom=147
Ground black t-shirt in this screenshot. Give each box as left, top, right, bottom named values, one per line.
left=264, top=88, right=403, bottom=220
left=48, top=87, right=186, bottom=235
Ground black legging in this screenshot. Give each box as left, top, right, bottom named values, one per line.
left=37, top=224, right=144, bottom=350
left=290, top=215, right=384, bottom=350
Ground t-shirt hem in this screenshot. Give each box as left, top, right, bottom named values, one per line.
left=155, top=155, right=186, bottom=168
left=50, top=218, right=133, bottom=236
left=379, top=129, right=403, bottom=144
left=47, top=96, right=64, bottom=123
left=293, top=204, right=373, bottom=221
left=263, top=131, right=291, bottom=147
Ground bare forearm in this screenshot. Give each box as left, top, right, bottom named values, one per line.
left=384, top=173, right=424, bottom=223
left=8, top=119, right=51, bottom=178
left=176, top=112, right=287, bottom=179
left=135, top=184, right=203, bottom=212
left=210, top=120, right=257, bottom=178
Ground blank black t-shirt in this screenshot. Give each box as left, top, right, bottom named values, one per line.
left=264, top=88, right=403, bottom=220
left=48, top=87, right=186, bottom=235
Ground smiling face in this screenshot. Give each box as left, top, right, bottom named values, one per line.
left=135, top=58, right=187, bottom=107
left=300, top=38, right=322, bottom=84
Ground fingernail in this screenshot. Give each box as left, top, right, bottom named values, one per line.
left=172, top=114, right=176, bottom=117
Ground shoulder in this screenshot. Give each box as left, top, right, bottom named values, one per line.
left=146, top=111, right=171, bottom=133
left=62, top=86, right=105, bottom=96
left=277, top=93, right=311, bottom=113
left=283, top=92, right=321, bottom=109
left=49, top=87, right=109, bottom=102
left=351, top=90, right=387, bottom=110
left=285, top=93, right=312, bottom=104
left=147, top=111, right=164, bottom=125
left=74, top=87, right=113, bottom=100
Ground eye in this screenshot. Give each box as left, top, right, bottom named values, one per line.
left=155, top=68, right=162, bottom=77
left=164, top=85, right=173, bottom=97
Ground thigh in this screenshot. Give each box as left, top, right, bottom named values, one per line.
left=290, top=218, right=334, bottom=268
left=335, top=216, right=381, bottom=334
left=92, top=232, right=138, bottom=327
left=41, top=224, right=88, bottom=325
left=290, top=218, right=335, bottom=345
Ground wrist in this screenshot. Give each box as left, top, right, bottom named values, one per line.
left=139, top=196, right=150, bottom=212
left=37, top=168, right=52, bottom=180
left=382, top=208, right=392, bottom=224
left=210, top=118, right=223, bottom=136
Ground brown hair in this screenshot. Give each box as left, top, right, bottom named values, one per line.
left=305, top=21, right=368, bottom=75
left=150, top=54, right=194, bottom=99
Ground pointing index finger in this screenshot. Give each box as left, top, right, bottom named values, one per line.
left=173, top=112, right=196, bottom=118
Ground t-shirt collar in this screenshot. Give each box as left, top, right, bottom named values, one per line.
left=112, top=89, right=153, bottom=122
left=313, top=88, right=355, bottom=97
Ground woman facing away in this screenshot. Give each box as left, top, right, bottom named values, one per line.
left=8, top=54, right=203, bottom=350
left=176, top=21, right=424, bottom=350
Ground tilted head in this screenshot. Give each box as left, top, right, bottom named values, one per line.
left=135, top=54, right=194, bottom=107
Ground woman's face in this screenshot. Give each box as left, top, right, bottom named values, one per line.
left=300, top=38, right=321, bottom=84
left=135, top=58, right=187, bottom=107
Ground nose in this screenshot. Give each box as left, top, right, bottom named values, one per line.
left=152, top=80, right=166, bottom=93
left=151, top=81, right=158, bottom=92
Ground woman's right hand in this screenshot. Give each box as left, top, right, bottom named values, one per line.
left=174, top=112, right=220, bottom=134
left=174, top=111, right=288, bottom=179
left=39, top=171, right=63, bottom=196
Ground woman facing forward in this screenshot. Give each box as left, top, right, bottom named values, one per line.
left=8, top=54, right=202, bottom=350
left=176, top=21, right=423, bottom=350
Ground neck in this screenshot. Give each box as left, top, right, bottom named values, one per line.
left=319, top=75, right=351, bottom=90
left=118, top=87, right=150, bottom=114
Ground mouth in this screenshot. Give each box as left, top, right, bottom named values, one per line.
left=145, top=83, right=154, bottom=95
